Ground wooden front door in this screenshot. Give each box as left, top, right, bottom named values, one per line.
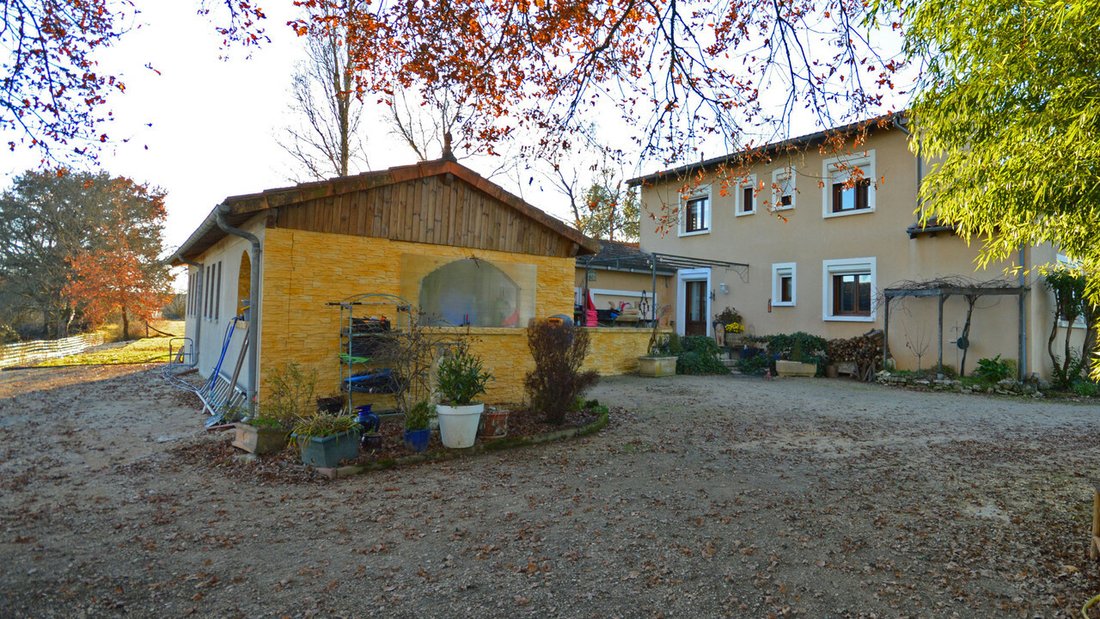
left=685, top=280, right=707, bottom=336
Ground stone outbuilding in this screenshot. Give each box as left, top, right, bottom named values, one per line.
left=171, top=159, right=652, bottom=411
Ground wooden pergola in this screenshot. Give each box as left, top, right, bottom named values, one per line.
left=882, top=282, right=1029, bottom=378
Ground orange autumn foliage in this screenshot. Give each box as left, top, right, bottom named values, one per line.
left=64, top=243, right=170, bottom=335
left=291, top=0, right=903, bottom=165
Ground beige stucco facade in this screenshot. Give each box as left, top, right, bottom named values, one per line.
left=637, top=125, right=1082, bottom=378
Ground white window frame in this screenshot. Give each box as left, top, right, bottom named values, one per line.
left=771, top=167, right=796, bottom=211
left=822, top=150, right=876, bottom=219
left=679, top=186, right=712, bottom=237
left=675, top=268, right=712, bottom=336
left=822, top=257, right=877, bottom=322
left=735, top=174, right=757, bottom=217
left=771, top=262, right=797, bottom=307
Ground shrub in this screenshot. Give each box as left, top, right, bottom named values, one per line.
left=0, top=323, right=19, bottom=344
left=649, top=332, right=686, bottom=356
left=1072, top=380, right=1100, bottom=398
left=735, top=353, right=769, bottom=375
left=973, top=355, right=1014, bottom=384
left=764, top=332, right=828, bottom=365
left=936, top=363, right=959, bottom=379
left=258, top=363, right=317, bottom=429
left=525, top=321, right=600, bottom=425
left=404, top=400, right=433, bottom=431
left=676, top=336, right=730, bottom=375
left=648, top=332, right=684, bottom=357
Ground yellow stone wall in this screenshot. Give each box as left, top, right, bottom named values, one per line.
left=451, top=327, right=656, bottom=403
left=583, top=328, right=658, bottom=375
left=261, top=228, right=575, bottom=404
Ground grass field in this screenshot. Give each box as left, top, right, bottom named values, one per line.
left=36, top=320, right=186, bottom=366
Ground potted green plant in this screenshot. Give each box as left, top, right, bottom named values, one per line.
left=291, top=412, right=360, bottom=468
left=232, top=413, right=292, bottom=455
left=638, top=332, right=678, bottom=377
left=403, top=400, right=432, bottom=452
left=769, top=332, right=826, bottom=377
left=232, top=363, right=316, bottom=455
left=435, top=342, right=492, bottom=448
left=713, top=307, right=744, bottom=347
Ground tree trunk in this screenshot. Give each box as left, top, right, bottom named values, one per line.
left=1082, top=304, right=1098, bottom=376
left=121, top=306, right=130, bottom=341
left=1048, top=301, right=1061, bottom=376
left=1063, top=306, right=1081, bottom=379
left=958, top=295, right=977, bottom=378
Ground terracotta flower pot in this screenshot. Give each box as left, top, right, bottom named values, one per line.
left=480, top=409, right=510, bottom=439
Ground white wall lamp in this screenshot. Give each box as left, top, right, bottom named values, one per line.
left=718, top=282, right=729, bottom=295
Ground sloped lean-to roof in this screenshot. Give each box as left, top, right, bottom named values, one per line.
left=172, top=157, right=602, bottom=263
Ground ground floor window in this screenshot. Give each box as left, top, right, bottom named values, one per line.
left=833, top=273, right=871, bottom=315
left=771, top=262, right=796, bottom=306
left=822, top=257, right=876, bottom=322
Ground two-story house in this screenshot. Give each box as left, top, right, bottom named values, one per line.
left=630, top=114, right=1078, bottom=379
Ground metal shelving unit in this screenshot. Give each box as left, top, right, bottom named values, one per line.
left=328, top=293, right=413, bottom=415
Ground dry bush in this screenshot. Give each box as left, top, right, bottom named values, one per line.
left=525, top=321, right=599, bottom=425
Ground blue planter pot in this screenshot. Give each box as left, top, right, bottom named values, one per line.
left=404, top=428, right=431, bottom=453
left=295, top=429, right=360, bottom=468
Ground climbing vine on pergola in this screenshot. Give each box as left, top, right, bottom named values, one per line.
left=882, top=277, right=1028, bottom=378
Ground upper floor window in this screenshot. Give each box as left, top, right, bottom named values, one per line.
left=736, top=174, right=756, bottom=216
left=823, top=151, right=876, bottom=218
left=679, top=189, right=711, bottom=236
left=772, top=167, right=796, bottom=211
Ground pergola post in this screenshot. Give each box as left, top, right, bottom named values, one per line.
left=937, top=294, right=945, bottom=375
left=651, top=257, right=658, bottom=325
left=882, top=296, right=891, bottom=370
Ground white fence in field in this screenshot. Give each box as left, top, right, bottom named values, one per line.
left=0, top=332, right=105, bottom=369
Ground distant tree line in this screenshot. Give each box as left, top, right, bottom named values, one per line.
left=0, top=170, right=171, bottom=341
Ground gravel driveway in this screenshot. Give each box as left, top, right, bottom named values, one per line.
left=2, top=366, right=1099, bottom=617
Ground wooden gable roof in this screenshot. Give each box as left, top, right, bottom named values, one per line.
left=172, top=159, right=598, bottom=263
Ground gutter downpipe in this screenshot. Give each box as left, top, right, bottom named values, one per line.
left=891, top=115, right=923, bottom=218
left=215, top=205, right=261, bottom=414
left=169, top=251, right=203, bottom=366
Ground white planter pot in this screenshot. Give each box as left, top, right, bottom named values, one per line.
left=775, top=359, right=817, bottom=377
left=638, top=356, right=677, bottom=377
left=436, top=403, right=484, bottom=448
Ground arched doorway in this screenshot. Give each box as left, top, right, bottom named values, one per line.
left=237, top=250, right=251, bottom=320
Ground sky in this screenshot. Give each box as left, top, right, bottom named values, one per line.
left=3, top=3, right=910, bottom=291
left=5, top=1, right=590, bottom=261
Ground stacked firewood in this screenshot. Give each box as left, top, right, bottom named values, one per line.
left=827, top=329, right=884, bottom=381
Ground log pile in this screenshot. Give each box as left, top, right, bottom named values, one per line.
left=827, top=329, right=884, bottom=381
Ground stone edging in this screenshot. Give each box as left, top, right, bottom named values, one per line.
left=876, top=372, right=1043, bottom=397
left=313, top=410, right=611, bottom=480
